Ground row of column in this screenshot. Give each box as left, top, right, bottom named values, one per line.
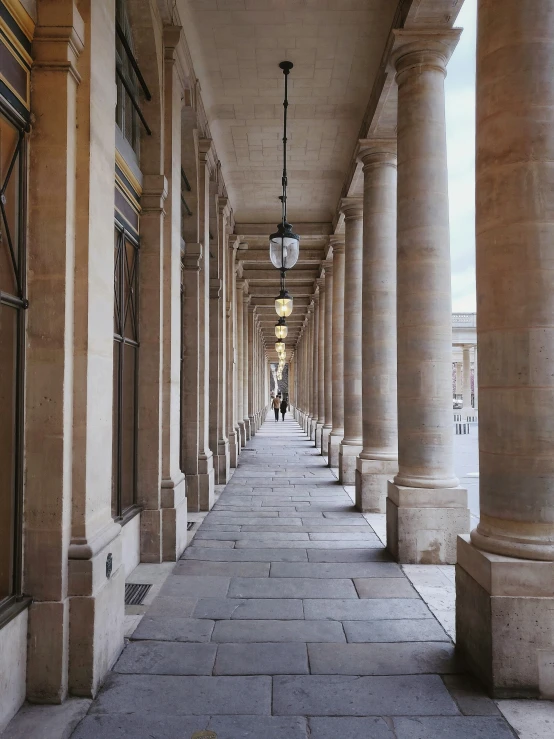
left=294, top=9, right=554, bottom=698
left=453, top=345, right=478, bottom=416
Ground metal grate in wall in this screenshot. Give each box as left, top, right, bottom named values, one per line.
left=124, top=583, right=152, bottom=606
left=187, top=521, right=195, bottom=531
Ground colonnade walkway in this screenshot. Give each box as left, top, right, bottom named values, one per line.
left=71, top=416, right=514, bottom=739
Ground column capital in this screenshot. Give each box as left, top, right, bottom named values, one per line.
left=209, top=278, right=222, bottom=299
left=358, top=139, right=397, bottom=170
left=329, top=234, right=345, bottom=255
left=236, top=277, right=248, bottom=291
left=322, top=258, right=334, bottom=275
left=33, top=2, right=85, bottom=82
left=228, top=234, right=240, bottom=252
left=244, top=294, right=252, bottom=306
left=182, top=242, right=202, bottom=271
left=248, top=302, right=256, bottom=313
left=316, top=276, right=325, bottom=291
left=391, top=28, right=461, bottom=79
left=340, top=197, right=363, bottom=221
left=141, top=174, right=168, bottom=213
left=163, top=25, right=183, bottom=60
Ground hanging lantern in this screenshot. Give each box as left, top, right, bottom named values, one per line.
left=275, top=317, right=288, bottom=339
left=269, top=222, right=300, bottom=271
left=275, top=289, right=293, bottom=318
left=275, top=338, right=285, bottom=353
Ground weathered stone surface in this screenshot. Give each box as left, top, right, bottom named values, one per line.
left=393, top=717, right=516, bottom=739
left=183, top=547, right=308, bottom=562
left=344, top=619, right=449, bottom=643
left=354, top=578, right=419, bottom=598
left=131, top=617, right=214, bottom=644
left=273, top=675, right=459, bottom=716
left=211, top=620, right=345, bottom=643
left=193, top=598, right=304, bottom=620
left=270, top=563, right=402, bottom=579
left=303, top=599, right=432, bottom=621
left=159, top=576, right=231, bottom=598
left=308, top=716, right=395, bottom=739
left=214, top=643, right=308, bottom=674
left=228, top=577, right=358, bottom=599
left=173, top=561, right=270, bottom=577
left=114, top=642, right=217, bottom=675
left=90, top=674, right=272, bottom=715
left=307, top=642, right=459, bottom=675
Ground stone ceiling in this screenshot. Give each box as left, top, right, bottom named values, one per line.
left=177, top=0, right=465, bottom=356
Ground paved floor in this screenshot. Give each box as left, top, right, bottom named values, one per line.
left=70, top=415, right=516, bottom=739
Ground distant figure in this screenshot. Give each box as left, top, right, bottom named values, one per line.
left=280, top=396, right=288, bottom=422
left=272, top=394, right=280, bottom=422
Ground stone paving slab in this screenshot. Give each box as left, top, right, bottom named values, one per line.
left=173, top=560, right=269, bottom=577
left=114, top=641, right=217, bottom=675
left=307, top=716, right=397, bottom=739
left=193, top=597, right=305, bottom=620
left=236, top=539, right=383, bottom=549
left=307, top=549, right=393, bottom=562
left=89, top=674, right=272, bottom=716
left=131, top=616, right=214, bottom=643
left=183, top=547, right=308, bottom=562
left=303, top=598, right=433, bottom=620
left=214, top=643, right=309, bottom=674
left=273, top=675, right=459, bottom=716
left=353, top=577, right=420, bottom=598
left=393, top=716, right=517, bottom=738
left=307, top=642, right=460, bottom=675
left=343, top=618, right=450, bottom=643
left=270, top=562, right=403, bottom=579
left=159, top=575, right=231, bottom=598
left=211, top=619, right=346, bottom=643
left=228, top=576, right=358, bottom=599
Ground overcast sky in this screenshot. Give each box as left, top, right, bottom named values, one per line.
left=445, top=0, right=477, bottom=312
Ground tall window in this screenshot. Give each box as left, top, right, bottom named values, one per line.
left=115, top=0, right=151, bottom=158
left=0, top=108, right=26, bottom=607
left=112, top=225, right=139, bottom=519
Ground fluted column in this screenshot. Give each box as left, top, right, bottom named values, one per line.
left=248, top=303, right=256, bottom=435
left=456, top=0, right=554, bottom=696
left=316, top=276, right=326, bottom=448
left=321, top=258, right=333, bottom=455
left=472, top=345, right=478, bottom=411
left=243, top=291, right=251, bottom=440
left=339, top=199, right=364, bottom=484
left=236, top=277, right=246, bottom=446
left=355, top=141, right=398, bottom=512
left=328, top=237, right=345, bottom=467
left=387, top=29, right=469, bottom=564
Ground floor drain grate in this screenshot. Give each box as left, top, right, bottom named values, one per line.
left=124, top=583, right=152, bottom=606
left=187, top=521, right=195, bottom=531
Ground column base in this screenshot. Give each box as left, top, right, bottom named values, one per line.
left=214, top=439, right=230, bottom=485
left=66, top=521, right=124, bottom=698
left=315, top=422, right=323, bottom=449
left=244, top=418, right=251, bottom=441
left=238, top=421, right=246, bottom=447
left=229, top=430, right=240, bottom=468
left=248, top=415, right=255, bottom=436
left=339, top=442, right=362, bottom=484
left=386, top=481, right=469, bottom=564
left=198, top=452, right=215, bottom=511
left=307, top=415, right=314, bottom=437
left=328, top=433, right=342, bottom=468
left=310, top=417, right=317, bottom=441
left=158, top=472, right=188, bottom=561
left=355, top=457, right=397, bottom=513
left=321, top=426, right=331, bottom=457
left=456, top=535, right=554, bottom=698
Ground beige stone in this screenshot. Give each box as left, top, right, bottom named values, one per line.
left=328, top=237, right=345, bottom=467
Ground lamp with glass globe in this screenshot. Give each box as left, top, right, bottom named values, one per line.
left=275, top=317, right=288, bottom=339
left=275, top=289, right=293, bottom=318
left=275, top=339, right=285, bottom=354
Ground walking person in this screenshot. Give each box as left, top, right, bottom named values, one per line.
left=272, top=394, right=280, bottom=422
left=280, top=395, right=288, bottom=422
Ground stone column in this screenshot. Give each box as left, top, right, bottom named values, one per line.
left=462, top=345, right=472, bottom=417
left=387, top=29, right=469, bottom=564
left=322, top=258, right=333, bottom=455
left=329, top=237, right=346, bottom=467
left=236, top=277, right=246, bottom=446
left=456, top=0, right=554, bottom=696
left=227, top=238, right=240, bottom=466
left=311, top=293, right=319, bottom=441
left=455, top=362, right=462, bottom=398
left=316, top=276, right=326, bottom=447
left=306, top=308, right=314, bottom=434
left=355, top=141, right=398, bottom=512
left=195, top=138, right=214, bottom=510
left=157, top=26, right=187, bottom=560
left=242, top=290, right=251, bottom=439
left=339, top=199, right=364, bottom=484
left=209, top=196, right=230, bottom=484
left=248, top=303, right=256, bottom=434
left=472, top=345, right=478, bottom=411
